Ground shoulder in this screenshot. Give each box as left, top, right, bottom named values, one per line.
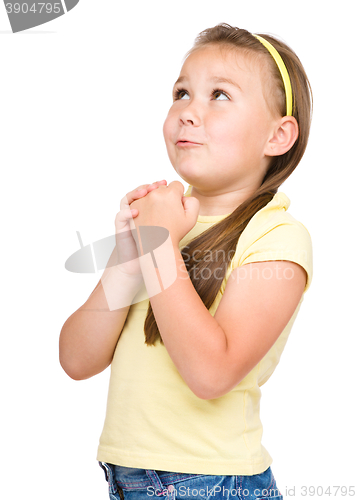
left=239, top=191, right=312, bottom=246
left=230, top=192, right=313, bottom=292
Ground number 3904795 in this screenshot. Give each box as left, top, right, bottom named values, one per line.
left=5, top=3, right=62, bottom=14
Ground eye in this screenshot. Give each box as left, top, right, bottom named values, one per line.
left=211, top=89, right=230, bottom=100
left=174, top=88, right=230, bottom=101
left=173, top=88, right=189, bottom=100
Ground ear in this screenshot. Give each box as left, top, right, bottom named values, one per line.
left=264, top=116, right=299, bottom=157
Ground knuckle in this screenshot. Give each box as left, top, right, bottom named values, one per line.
left=115, top=213, right=122, bottom=225
left=116, top=209, right=125, bottom=219
left=130, top=199, right=139, bottom=209
left=149, top=188, right=160, bottom=198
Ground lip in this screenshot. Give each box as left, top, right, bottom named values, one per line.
left=176, top=140, right=202, bottom=147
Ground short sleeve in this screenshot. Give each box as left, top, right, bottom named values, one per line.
left=237, top=222, right=313, bottom=293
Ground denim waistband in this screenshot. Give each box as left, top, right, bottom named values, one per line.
left=108, top=463, right=206, bottom=490
left=99, top=462, right=283, bottom=500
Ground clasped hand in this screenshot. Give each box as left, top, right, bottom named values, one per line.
left=129, top=181, right=200, bottom=248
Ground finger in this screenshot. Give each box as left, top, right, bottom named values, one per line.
left=115, top=208, right=138, bottom=227
left=167, top=180, right=184, bottom=195
left=120, top=185, right=149, bottom=211
left=147, top=179, right=167, bottom=191
left=124, top=180, right=166, bottom=205
left=121, top=180, right=167, bottom=211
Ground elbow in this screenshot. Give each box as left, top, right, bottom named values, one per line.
left=191, top=328, right=233, bottom=400
left=59, top=356, right=87, bottom=381
left=194, top=387, right=227, bottom=401
left=191, top=377, right=228, bottom=401
left=59, top=351, right=111, bottom=381
left=193, top=387, right=223, bottom=401
left=193, top=389, right=214, bottom=401
left=59, top=346, right=102, bottom=381
left=58, top=341, right=85, bottom=381
left=59, top=328, right=105, bottom=381
left=59, top=362, right=97, bottom=381
left=191, top=372, right=242, bottom=401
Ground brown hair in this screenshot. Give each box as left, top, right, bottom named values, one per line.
left=144, top=23, right=313, bottom=346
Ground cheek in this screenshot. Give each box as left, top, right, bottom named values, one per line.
left=163, top=116, right=176, bottom=163
left=163, top=112, right=176, bottom=142
left=162, top=117, right=170, bottom=143
left=208, top=117, right=242, bottom=151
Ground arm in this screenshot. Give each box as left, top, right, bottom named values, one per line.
left=59, top=180, right=168, bottom=381
left=59, top=248, right=143, bottom=381
left=129, top=181, right=307, bottom=399
left=147, top=247, right=306, bottom=400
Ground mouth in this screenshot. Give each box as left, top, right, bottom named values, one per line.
left=176, top=140, right=202, bottom=147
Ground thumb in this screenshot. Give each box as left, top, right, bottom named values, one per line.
left=182, top=195, right=200, bottom=224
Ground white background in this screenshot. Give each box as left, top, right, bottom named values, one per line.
left=1, top=1, right=356, bottom=499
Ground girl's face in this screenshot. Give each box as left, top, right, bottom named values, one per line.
left=163, top=45, right=279, bottom=194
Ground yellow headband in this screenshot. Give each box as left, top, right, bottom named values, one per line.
left=253, top=34, right=293, bottom=116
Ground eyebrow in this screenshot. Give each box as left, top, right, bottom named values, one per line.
left=174, top=76, right=242, bottom=91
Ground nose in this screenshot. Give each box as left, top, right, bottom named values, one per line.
left=178, top=100, right=202, bottom=127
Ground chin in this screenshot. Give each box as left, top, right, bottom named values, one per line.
left=173, top=160, right=205, bottom=183
left=174, top=171, right=201, bottom=188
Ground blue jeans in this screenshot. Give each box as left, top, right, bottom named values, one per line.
left=99, top=462, right=283, bottom=499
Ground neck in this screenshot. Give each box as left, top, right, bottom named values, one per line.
left=190, top=185, right=258, bottom=217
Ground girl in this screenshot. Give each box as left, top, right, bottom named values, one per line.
left=60, top=23, right=313, bottom=500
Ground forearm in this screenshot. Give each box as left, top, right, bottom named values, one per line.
left=59, top=266, right=142, bottom=380
left=146, top=246, right=228, bottom=399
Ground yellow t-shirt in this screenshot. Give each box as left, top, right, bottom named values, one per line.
left=97, top=186, right=313, bottom=475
